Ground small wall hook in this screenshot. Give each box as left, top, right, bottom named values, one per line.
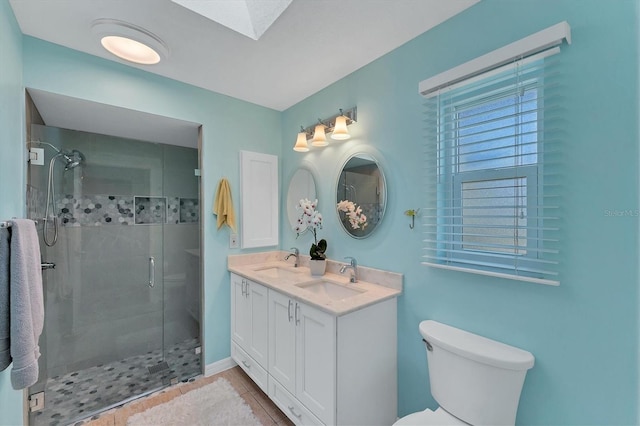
left=404, top=209, right=420, bottom=229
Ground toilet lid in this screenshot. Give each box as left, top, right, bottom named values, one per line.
left=394, top=408, right=468, bottom=426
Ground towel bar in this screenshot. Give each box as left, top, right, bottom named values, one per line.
left=0, top=219, right=39, bottom=228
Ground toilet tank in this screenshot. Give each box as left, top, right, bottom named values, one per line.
left=420, top=320, right=534, bottom=426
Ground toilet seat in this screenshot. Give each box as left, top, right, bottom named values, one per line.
left=393, top=407, right=469, bottom=426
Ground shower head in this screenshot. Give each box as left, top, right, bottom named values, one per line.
left=58, top=149, right=85, bottom=170
left=31, top=141, right=86, bottom=170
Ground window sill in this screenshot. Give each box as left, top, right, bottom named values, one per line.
left=422, top=261, right=559, bottom=286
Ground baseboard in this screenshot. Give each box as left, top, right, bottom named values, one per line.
left=204, top=357, right=237, bottom=377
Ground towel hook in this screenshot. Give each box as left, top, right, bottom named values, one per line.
left=404, top=209, right=420, bottom=229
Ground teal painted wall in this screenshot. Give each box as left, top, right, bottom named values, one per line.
left=0, top=0, right=25, bottom=424
left=281, top=1, right=639, bottom=424
left=1, top=0, right=638, bottom=424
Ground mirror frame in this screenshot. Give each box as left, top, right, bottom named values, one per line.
left=286, top=165, right=318, bottom=234
left=335, top=152, right=387, bottom=239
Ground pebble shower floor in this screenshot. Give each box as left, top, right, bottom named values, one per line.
left=30, top=338, right=201, bottom=426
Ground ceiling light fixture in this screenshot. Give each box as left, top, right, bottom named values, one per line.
left=91, top=19, right=168, bottom=65
left=292, top=107, right=357, bottom=152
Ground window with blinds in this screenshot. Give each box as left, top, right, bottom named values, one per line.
left=422, top=44, right=565, bottom=286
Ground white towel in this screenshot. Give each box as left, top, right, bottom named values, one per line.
left=0, top=228, right=10, bottom=371
left=8, top=219, right=44, bottom=389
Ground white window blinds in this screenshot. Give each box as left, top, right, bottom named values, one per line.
left=420, top=23, right=570, bottom=286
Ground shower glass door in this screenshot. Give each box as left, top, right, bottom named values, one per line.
left=27, top=124, right=201, bottom=425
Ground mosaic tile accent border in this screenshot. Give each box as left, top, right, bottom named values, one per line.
left=167, top=197, right=180, bottom=224
left=55, top=194, right=199, bottom=226
left=180, top=198, right=199, bottom=223
left=58, top=195, right=134, bottom=226
left=134, top=197, right=167, bottom=224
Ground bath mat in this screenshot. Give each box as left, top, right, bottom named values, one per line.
left=126, top=377, right=261, bottom=426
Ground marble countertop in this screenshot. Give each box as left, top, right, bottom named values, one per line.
left=228, top=252, right=403, bottom=316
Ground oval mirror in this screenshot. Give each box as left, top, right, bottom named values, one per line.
left=336, top=153, right=386, bottom=239
left=287, top=168, right=317, bottom=233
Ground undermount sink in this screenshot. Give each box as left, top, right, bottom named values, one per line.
left=254, top=266, right=302, bottom=279
left=296, top=280, right=365, bottom=301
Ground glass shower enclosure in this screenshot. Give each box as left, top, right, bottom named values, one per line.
left=26, top=124, right=201, bottom=425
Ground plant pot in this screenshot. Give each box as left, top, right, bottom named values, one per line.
left=309, top=259, right=326, bottom=276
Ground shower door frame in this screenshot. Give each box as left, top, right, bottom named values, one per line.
left=24, top=118, right=204, bottom=424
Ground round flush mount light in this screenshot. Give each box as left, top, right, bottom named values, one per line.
left=91, top=19, right=168, bottom=65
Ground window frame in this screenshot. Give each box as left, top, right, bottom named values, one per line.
left=437, top=78, right=542, bottom=273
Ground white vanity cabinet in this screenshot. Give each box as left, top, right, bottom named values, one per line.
left=268, top=290, right=336, bottom=425
left=230, top=273, right=269, bottom=391
left=230, top=270, right=398, bottom=426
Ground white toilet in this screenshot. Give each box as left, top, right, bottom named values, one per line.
left=395, top=320, right=535, bottom=426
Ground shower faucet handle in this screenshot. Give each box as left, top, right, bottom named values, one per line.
left=40, top=261, right=56, bottom=270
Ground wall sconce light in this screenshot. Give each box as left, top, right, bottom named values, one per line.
left=312, top=120, right=328, bottom=147
left=293, top=127, right=310, bottom=152
left=331, top=113, right=350, bottom=140
left=292, top=107, right=357, bottom=152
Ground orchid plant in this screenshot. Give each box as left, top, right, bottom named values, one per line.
left=337, top=200, right=368, bottom=230
left=295, top=198, right=327, bottom=260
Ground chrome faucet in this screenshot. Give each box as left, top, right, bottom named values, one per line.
left=340, top=256, right=358, bottom=283
left=284, top=247, right=299, bottom=267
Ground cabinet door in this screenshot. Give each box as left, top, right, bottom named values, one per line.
left=248, top=281, right=268, bottom=368
left=296, top=302, right=336, bottom=425
left=268, top=290, right=296, bottom=394
left=240, top=150, right=279, bottom=248
left=231, top=273, right=250, bottom=350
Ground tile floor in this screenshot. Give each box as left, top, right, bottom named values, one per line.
left=82, top=366, right=294, bottom=426
left=31, top=339, right=201, bottom=426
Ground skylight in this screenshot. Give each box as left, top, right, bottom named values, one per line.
left=171, top=0, right=292, bottom=40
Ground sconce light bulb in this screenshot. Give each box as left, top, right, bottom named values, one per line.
left=293, top=132, right=310, bottom=152
left=331, top=115, right=350, bottom=140
left=312, top=124, right=328, bottom=147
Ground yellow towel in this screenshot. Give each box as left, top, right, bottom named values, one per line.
left=213, top=178, right=236, bottom=232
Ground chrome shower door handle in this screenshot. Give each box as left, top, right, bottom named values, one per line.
left=148, top=256, right=155, bottom=288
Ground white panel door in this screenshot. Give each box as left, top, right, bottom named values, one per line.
left=296, top=301, right=336, bottom=425
left=240, top=150, right=279, bottom=248
left=248, top=281, right=268, bottom=369
left=268, top=290, right=296, bottom=394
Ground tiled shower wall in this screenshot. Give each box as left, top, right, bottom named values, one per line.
left=28, top=124, right=200, bottom=387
